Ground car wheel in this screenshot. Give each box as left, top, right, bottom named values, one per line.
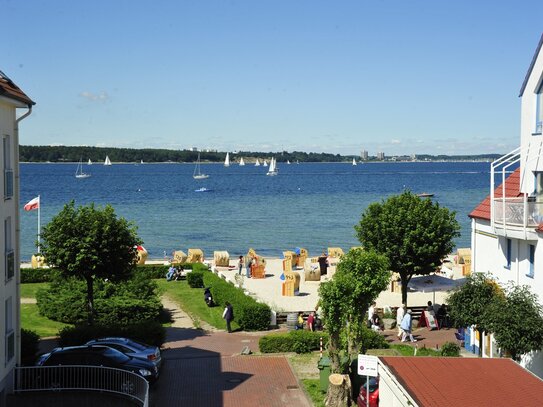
left=121, top=379, right=135, bottom=394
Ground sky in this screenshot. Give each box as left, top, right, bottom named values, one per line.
left=2, top=1, right=543, bottom=156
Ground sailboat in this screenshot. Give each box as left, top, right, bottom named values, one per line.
left=266, top=157, right=278, bottom=176
left=239, top=157, right=245, bottom=166
left=224, top=152, right=230, bottom=167
left=287, top=160, right=291, bottom=164
left=75, top=158, right=91, bottom=179
left=193, top=153, right=209, bottom=179
left=255, top=158, right=261, bottom=166
left=104, top=155, right=112, bottom=166
left=263, top=160, right=268, bottom=167
left=352, top=158, right=357, bottom=166
left=141, top=159, right=144, bottom=164
left=87, top=159, right=92, bottom=165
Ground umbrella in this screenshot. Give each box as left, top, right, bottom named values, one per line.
left=408, top=274, right=466, bottom=303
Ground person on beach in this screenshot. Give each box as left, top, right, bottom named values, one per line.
left=246, top=255, right=252, bottom=278
left=223, top=302, right=234, bottom=333
left=166, top=265, right=176, bottom=281
left=401, top=309, right=417, bottom=342
left=318, top=251, right=329, bottom=275
left=238, top=255, right=244, bottom=275
left=396, top=304, right=406, bottom=338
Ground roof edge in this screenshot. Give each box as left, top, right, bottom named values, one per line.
left=519, top=33, right=543, bottom=97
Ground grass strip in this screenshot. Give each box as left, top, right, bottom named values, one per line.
left=21, top=303, right=70, bottom=337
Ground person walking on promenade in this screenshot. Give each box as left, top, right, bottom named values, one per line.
left=396, top=304, right=406, bottom=338
left=401, top=309, right=417, bottom=342
left=368, top=301, right=376, bottom=327
left=246, top=255, right=252, bottom=278
left=223, top=302, right=234, bottom=333
left=238, top=255, right=244, bottom=275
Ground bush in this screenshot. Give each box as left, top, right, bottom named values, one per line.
left=21, top=267, right=59, bottom=283
left=358, top=326, right=390, bottom=351
left=259, top=331, right=328, bottom=354
left=20, top=329, right=40, bottom=366
left=187, top=271, right=204, bottom=288
left=202, top=272, right=271, bottom=331
left=58, top=320, right=166, bottom=347
left=440, top=341, right=461, bottom=357
left=37, top=274, right=162, bottom=325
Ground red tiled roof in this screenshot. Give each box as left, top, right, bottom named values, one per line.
left=469, top=167, right=522, bottom=220
left=0, top=71, right=34, bottom=106
left=380, top=356, right=543, bottom=407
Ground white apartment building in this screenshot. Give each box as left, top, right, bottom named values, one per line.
left=469, top=34, right=543, bottom=377
left=0, top=71, right=34, bottom=403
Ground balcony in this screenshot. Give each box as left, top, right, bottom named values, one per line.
left=492, top=197, right=543, bottom=228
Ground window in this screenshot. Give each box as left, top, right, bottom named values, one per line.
left=536, top=82, right=543, bottom=134
left=527, top=244, right=535, bottom=278
left=505, top=238, right=512, bottom=269
left=3, top=136, right=12, bottom=199
left=5, top=297, right=14, bottom=364
left=4, top=217, right=13, bottom=281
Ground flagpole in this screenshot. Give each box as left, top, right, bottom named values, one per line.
left=37, top=195, right=41, bottom=253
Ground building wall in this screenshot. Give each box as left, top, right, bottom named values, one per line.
left=0, top=99, right=20, bottom=398
left=377, top=361, right=417, bottom=407
left=520, top=41, right=543, bottom=194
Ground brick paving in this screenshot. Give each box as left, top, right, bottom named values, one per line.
left=150, top=327, right=311, bottom=407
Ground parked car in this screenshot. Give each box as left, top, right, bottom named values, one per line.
left=357, top=376, right=379, bottom=407
left=85, top=337, right=162, bottom=370
left=38, top=345, right=159, bottom=382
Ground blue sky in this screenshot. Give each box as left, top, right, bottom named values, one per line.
left=3, top=1, right=543, bottom=155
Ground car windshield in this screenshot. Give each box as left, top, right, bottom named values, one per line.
left=103, top=347, right=130, bottom=363
left=125, top=339, right=148, bottom=351
left=361, top=377, right=379, bottom=393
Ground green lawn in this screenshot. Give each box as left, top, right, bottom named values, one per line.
left=20, top=282, right=49, bottom=299
left=21, top=303, right=70, bottom=337
left=302, top=379, right=325, bottom=407
left=155, top=279, right=239, bottom=331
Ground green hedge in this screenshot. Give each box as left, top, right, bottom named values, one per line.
left=36, top=274, right=162, bottom=325
left=260, top=331, right=328, bottom=354
left=21, top=267, right=60, bottom=283
left=58, top=321, right=166, bottom=347
left=440, top=342, right=460, bottom=357
left=187, top=271, right=204, bottom=288
left=20, top=329, right=40, bottom=366
left=202, top=272, right=271, bottom=331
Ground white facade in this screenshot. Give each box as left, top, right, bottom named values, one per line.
left=471, top=34, right=543, bottom=378
left=377, top=360, right=418, bottom=407
left=0, top=76, right=33, bottom=403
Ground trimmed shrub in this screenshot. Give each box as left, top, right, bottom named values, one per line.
left=259, top=331, right=328, bottom=354
left=37, top=274, right=162, bottom=325
left=58, top=320, right=166, bottom=347
left=21, top=267, right=59, bottom=283
left=187, top=271, right=204, bottom=288
left=20, top=329, right=40, bottom=366
left=359, top=326, right=390, bottom=351
left=202, top=272, right=271, bottom=331
left=440, top=341, right=461, bottom=357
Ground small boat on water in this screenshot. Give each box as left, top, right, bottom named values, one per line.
left=263, top=160, right=268, bottom=167
left=266, top=157, right=278, bottom=176
left=352, top=158, right=357, bottom=166
left=104, top=155, right=112, bottom=166
left=417, top=193, right=434, bottom=198
left=193, top=153, right=209, bottom=179
left=87, top=159, right=92, bottom=165
left=255, top=158, right=261, bottom=166
left=75, top=158, right=91, bottom=179
left=239, top=157, right=245, bottom=166
left=224, top=152, right=230, bottom=167
left=195, top=187, right=211, bottom=192
left=287, top=160, right=291, bottom=164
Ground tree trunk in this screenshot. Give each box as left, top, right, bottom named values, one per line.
left=325, top=374, right=351, bottom=407
left=86, top=276, right=94, bottom=325
left=401, top=273, right=409, bottom=305
left=329, top=331, right=341, bottom=373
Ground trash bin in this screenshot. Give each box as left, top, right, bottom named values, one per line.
left=317, top=357, right=331, bottom=392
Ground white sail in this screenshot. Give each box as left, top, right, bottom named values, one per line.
left=224, top=152, right=230, bottom=167
left=104, top=155, right=112, bottom=166
left=239, top=157, right=245, bottom=166
left=87, top=159, right=92, bottom=165
left=76, top=158, right=91, bottom=178
left=141, top=159, right=144, bottom=164
left=263, top=160, right=268, bottom=167
left=352, top=158, right=357, bottom=166
left=266, top=157, right=278, bottom=176
left=193, top=153, right=209, bottom=179
left=255, top=158, right=261, bottom=166
left=287, top=160, right=291, bottom=164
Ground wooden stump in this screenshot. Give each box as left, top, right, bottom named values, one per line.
left=325, top=373, right=352, bottom=407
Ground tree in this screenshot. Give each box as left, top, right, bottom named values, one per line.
left=487, top=284, right=543, bottom=361
left=319, top=248, right=389, bottom=407
left=447, top=273, right=504, bottom=356
left=355, top=191, right=460, bottom=304
left=40, top=201, right=140, bottom=325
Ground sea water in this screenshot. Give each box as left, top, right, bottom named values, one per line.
left=19, top=161, right=490, bottom=261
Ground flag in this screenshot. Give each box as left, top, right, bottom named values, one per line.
left=24, top=196, right=40, bottom=211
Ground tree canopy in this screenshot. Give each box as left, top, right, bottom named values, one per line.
left=355, top=191, right=460, bottom=303
left=40, top=201, right=141, bottom=324
left=319, top=248, right=390, bottom=373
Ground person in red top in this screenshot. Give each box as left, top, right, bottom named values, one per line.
left=307, top=312, right=316, bottom=331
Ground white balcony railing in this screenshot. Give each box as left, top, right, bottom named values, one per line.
left=14, top=365, right=149, bottom=407
left=493, top=198, right=543, bottom=227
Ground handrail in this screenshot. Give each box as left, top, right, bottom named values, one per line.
left=14, top=365, right=149, bottom=407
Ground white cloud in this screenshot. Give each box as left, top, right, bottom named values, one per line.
left=390, top=139, right=401, bottom=145
left=79, top=91, right=110, bottom=102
